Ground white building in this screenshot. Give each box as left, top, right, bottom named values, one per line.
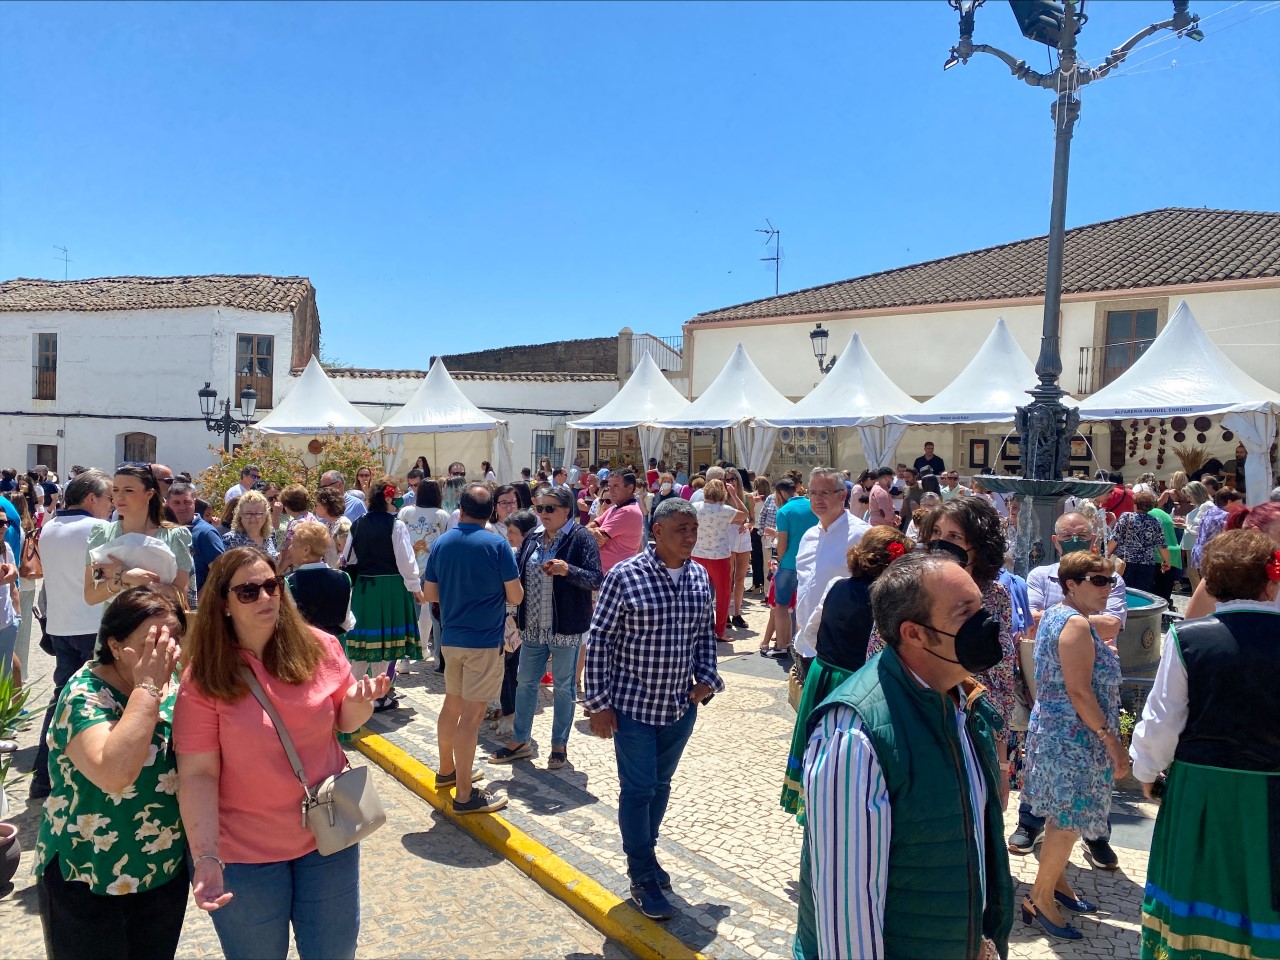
left=682, top=207, right=1280, bottom=480
left=0, top=275, right=319, bottom=475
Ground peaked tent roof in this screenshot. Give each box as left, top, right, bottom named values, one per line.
left=1079, top=300, right=1280, bottom=418
left=378, top=359, right=502, bottom=434
left=567, top=354, right=688, bottom=430
left=762, top=333, right=920, bottom=427
left=252, top=356, right=377, bottom=435
left=656, top=343, right=794, bottom=429
left=887, top=318, right=1077, bottom=424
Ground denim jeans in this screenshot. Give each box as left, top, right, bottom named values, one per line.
left=613, top=705, right=698, bottom=885
left=31, top=632, right=99, bottom=788
left=207, top=845, right=360, bottom=960
left=513, top=639, right=579, bottom=747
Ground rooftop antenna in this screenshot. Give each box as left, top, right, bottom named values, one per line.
left=53, top=245, right=71, bottom=280
left=756, top=219, right=781, bottom=295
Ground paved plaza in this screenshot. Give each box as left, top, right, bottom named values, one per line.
left=1, top=587, right=1162, bottom=960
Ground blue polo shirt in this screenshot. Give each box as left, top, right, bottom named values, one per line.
left=423, top=522, right=518, bottom=649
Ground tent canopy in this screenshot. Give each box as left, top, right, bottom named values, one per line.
left=1078, top=300, right=1280, bottom=420
left=252, top=356, right=376, bottom=435
left=567, top=354, right=688, bottom=430
left=379, top=359, right=502, bottom=433
left=762, top=333, right=920, bottom=428
left=886, top=318, right=1077, bottom=425
left=656, top=343, right=794, bottom=429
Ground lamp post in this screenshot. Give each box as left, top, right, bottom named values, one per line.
left=198, top=381, right=258, bottom=452
left=945, top=0, right=1202, bottom=482
left=809, top=323, right=838, bottom=375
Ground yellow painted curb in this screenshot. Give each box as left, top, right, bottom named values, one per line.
left=354, top=731, right=709, bottom=960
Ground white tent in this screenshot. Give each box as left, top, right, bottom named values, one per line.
left=1080, top=300, right=1280, bottom=505
left=378, top=359, right=515, bottom=482
left=887, top=317, right=1078, bottom=425
left=761, top=333, right=921, bottom=469
left=566, top=354, right=690, bottom=468
left=655, top=343, right=794, bottom=474
left=252, top=356, right=377, bottom=436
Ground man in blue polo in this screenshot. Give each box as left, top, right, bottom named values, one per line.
left=423, top=483, right=522, bottom=815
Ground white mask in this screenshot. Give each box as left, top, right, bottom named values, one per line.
left=660, top=482, right=672, bottom=494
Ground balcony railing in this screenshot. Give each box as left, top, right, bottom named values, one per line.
left=1077, top=338, right=1154, bottom=394
left=236, top=373, right=273, bottom=409
left=32, top=368, right=56, bottom=400
left=630, top=334, right=683, bottom=373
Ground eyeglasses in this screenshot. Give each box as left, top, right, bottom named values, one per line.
left=808, top=488, right=843, bottom=499
left=533, top=504, right=561, bottom=514
left=1072, top=574, right=1117, bottom=587
left=239, top=512, right=267, bottom=519
left=227, top=577, right=283, bottom=603
left=449, top=472, right=465, bottom=478
left=320, top=480, right=341, bottom=490
left=497, top=499, right=518, bottom=508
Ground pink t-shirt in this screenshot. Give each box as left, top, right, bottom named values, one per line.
left=869, top=484, right=896, bottom=526
left=597, top=500, right=644, bottom=572
left=174, top=628, right=355, bottom=864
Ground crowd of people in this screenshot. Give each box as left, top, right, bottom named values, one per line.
left=3, top=446, right=1277, bottom=959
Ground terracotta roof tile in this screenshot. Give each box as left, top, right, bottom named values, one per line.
left=689, top=208, right=1280, bottom=324
left=0, top=275, right=315, bottom=313
left=320, top=367, right=616, bottom=383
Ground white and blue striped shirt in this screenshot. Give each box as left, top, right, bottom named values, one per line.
left=802, top=677, right=988, bottom=959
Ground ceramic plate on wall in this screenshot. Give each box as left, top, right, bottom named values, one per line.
left=779, top=428, right=792, bottom=442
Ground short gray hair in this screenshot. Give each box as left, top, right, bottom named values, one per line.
left=870, top=552, right=961, bottom=650
left=653, top=497, right=697, bottom=525
left=64, top=469, right=111, bottom=506
left=320, top=470, right=344, bottom=488
left=808, top=466, right=843, bottom=489
left=168, top=481, right=197, bottom=499
left=535, top=484, right=575, bottom=511
left=705, top=466, right=726, bottom=482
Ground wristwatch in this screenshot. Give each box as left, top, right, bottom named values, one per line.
left=1095, top=724, right=1112, bottom=739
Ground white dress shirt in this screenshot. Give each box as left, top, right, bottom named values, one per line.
left=793, top=512, right=870, bottom=657
left=40, top=512, right=107, bottom=636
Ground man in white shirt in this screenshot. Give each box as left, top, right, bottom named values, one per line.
left=223, top=464, right=260, bottom=503
left=793, top=467, right=870, bottom=664
left=28, top=469, right=113, bottom=799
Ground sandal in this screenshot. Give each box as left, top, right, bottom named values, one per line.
left=488, top=743, right=533, bottom=764
left=484, top=706, right=503, bottom=722
left=758, top=645, right=772, bottom=657
left=547, top=750, right=568, bottom=770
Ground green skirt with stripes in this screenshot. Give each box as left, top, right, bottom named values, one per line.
left=1141, top=759, right=1280, bottom=960
left=345, top=574, right=421, bottom=663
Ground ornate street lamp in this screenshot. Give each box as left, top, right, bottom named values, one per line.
left=809, top=323, right=838, bottom=375
left=198, top=381, right=258, bottom=452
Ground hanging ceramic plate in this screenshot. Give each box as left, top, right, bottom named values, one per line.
left=807, top=443, right=819, bottom=455
left=817, top=429, right=828, bottom=442
left=784, top=444, right=796, bottom=456
left=1194, top=416, right=1212, bottom=431
left=1173, top=431, right=1185, bottom=442
left=779, top=428, right=792, bottom=442
left=1171, top=417, right=1187, bottom=431
left=1222, top=430, right=1234, bottom=442
left=795, top=427, right=807, bottom=441
left=1197, top=433, right=1207, bottom=443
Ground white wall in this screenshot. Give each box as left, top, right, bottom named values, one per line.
left=0, top=305, right=295, bottom=475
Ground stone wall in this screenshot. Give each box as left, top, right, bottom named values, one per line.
left=435, top=336, right=617, bottom=375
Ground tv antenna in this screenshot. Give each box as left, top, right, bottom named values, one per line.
left=756, top=219, right=781, bottom=295
left=53, top=245, right=71, bottom=280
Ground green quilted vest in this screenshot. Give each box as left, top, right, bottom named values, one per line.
left=794, top=647, right=1014, bottom=960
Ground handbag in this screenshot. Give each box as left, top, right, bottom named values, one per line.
left=19, top=532, right=42, bottom=580
left=240, top=668, right=385, bottom=856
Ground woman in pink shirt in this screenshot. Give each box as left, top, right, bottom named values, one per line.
left=174, top=548, right=390, bottom=960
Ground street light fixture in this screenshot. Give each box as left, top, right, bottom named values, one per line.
left=198, top=381, right=258, bottom=452
left=809, top=323, right=838, bottom=375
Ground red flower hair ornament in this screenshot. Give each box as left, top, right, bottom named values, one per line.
left=1267, top=550, right=1280, bottom=583
left=887, top=541, right=906, bottom=560
left=382, top=485, right=397, bottom=501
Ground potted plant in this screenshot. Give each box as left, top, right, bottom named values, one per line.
left=0, top=670, right=32, bottom=887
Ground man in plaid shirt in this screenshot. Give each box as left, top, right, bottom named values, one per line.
left=583, top=496, right=724, bottom=920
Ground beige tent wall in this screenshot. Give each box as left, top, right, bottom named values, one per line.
left=388, top=432, right=495, bottom=478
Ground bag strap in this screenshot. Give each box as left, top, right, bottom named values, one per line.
left=240, top=667, right=313, bottom=798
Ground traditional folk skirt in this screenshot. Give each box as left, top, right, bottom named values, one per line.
left=345, top=574, right=422, bottom=663
left=780, top=657, right=855, bottom=824
left=1141, top=760, right=1280, bottom=960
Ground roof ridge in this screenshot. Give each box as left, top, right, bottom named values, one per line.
left=3, top=273, right=309, bottom=283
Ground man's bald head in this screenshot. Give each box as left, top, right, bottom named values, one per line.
left=1055, top=512, right=1093, bottom=537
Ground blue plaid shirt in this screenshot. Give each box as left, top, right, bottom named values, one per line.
left=583, top=547, right=724, bottom=727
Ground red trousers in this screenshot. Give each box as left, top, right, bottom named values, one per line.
left=693, top=555, right=731, bottom=638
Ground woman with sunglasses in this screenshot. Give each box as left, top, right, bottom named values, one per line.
left=340, top=477, right=423, bottom=711
left=34, top=586, right=189, bottom=959
left=1019, top=550, right=1126, bottom=943
left=84, top=466, right=192, bottom=609
left=175, top=548, right=389, bottom=960
left=488, top=484, right=601, bottom=770
left=352, top=468, right=373, bottom=501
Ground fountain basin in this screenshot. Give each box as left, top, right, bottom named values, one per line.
left=1120, top=588, right=1166, bottom=676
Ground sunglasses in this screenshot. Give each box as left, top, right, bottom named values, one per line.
left=449, top=473, right=465, bottom=478
left=158, top=477, right=175, bottom=485
left=1072, top=574, right=1117, bottom=587
left=320, top=481, right=341, bottom=489
left=227, top=577, right=283, bottom=603
left=533, top=504, right=563, bottom=514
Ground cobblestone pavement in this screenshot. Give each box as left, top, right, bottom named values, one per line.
left=0, top=643, right=627, bottom=960
left=365, top=589, right=1160, bottom=959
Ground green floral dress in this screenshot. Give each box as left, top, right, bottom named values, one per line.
left=34, top=665, right=184, bottom=895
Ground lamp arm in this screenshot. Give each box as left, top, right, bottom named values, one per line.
left=1088, top=11, right=1190, bottom=81
left=958, top=40, right=1052, bottom=88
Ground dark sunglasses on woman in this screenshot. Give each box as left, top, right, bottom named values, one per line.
left=1072, top=574, right=1117, bottom=587
left=228, top=577, right=284, bottom=603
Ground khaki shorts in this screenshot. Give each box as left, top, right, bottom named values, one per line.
left=443, top=646, right=505, bottom=703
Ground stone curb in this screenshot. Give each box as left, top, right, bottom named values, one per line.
left=354, top=731, right=709, bottom=960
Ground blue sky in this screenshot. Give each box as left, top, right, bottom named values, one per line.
left=2, top=1, right=1277, bottom=369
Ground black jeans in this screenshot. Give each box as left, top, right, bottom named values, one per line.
left=750, top=529, right=765, bottom=589
left=31, top=632, right=98, bottom=788
left=38, top=855, right=189, bottom=960
left=500, top=646, right=519, bottom=716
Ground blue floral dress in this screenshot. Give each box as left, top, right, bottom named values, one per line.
left=1021, top=603, right=1121, bottom=838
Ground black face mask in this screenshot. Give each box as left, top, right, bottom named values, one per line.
left=928, top=538, right=970, bottom=565
left=917, top=609, right=1003, bottom=673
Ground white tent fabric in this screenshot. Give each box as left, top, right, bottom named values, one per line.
left=252, top=357, right=377, bottom=435
left=567, top=354, right=689, bottom=471
left=377, top=360, right=515, bottom=482
left=886, top=318, right=1078, bottom=425
left=656, top=344, right=794, bottom=475
left=761, top=333, right=921, bottom=470
left=1079, top=300, right=1280, bottom=505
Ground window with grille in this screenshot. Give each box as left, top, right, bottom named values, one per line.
left=531, top=430, right=563, bottom=473
left=236, top=334, right=274, bottom=408
left=33, top=333, right=57, bottom=400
